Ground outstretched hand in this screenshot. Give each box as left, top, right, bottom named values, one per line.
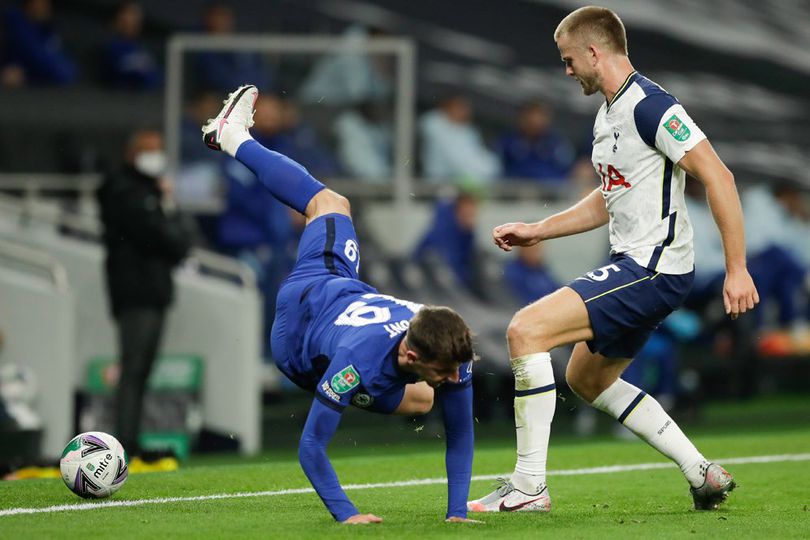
left=723, top=269, right=759, bottom=319
left=342, top=514, right=383, bottom=525
left=492, top=222, right=542, bottom=252
left=446, top=516, right=485, bottom=524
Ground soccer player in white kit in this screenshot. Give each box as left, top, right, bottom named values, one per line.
left=469, top=6, right=759, bottom=513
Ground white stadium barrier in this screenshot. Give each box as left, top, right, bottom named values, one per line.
left=0, top=195, right=263, bottom=456
left=0, top=239, right=75, bottom=457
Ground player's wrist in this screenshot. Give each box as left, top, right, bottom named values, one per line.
left=532, top=221, right=547, bottom=242
left=724, top=260, right=748, bottom=274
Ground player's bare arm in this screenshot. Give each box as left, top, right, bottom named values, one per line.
left=493, top=188, right=608, bottom=251
left=678, top=139, right=759, bottom=319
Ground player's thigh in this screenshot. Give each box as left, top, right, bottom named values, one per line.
left=565, top=342, right=632, bottom=402
left=304, top=189, right=351, bottom=224
left=392, top=381, right=434, bottom=416
left=508, top=286, right=594, bottom=354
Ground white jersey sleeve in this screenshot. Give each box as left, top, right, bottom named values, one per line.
left=633, top=92, right=706, bottom=164
left=654, top=104, right=706, bottom=163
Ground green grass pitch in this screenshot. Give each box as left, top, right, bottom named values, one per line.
left=1, top=425, right=809, bottom=539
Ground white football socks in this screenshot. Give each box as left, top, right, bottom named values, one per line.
left=222, top=127, right=252, bottom=158
left=510, top=352, right=556, bottom=494
left=591, top=378, right=708, bottom=488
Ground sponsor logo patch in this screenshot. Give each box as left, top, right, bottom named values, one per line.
left=351, top=393, right=374, bottom=408
left=330, top=365, right=360, bottom=394
left=321, top=381, right=341, bottom=402
left=663, top=114, right=691, bottom=141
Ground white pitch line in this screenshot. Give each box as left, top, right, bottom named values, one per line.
left=1, top=452, right=808, bottom=518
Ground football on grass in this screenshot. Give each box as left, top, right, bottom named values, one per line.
left=60, top=431, right=128, bottom=498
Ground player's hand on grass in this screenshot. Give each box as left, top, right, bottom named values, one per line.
left=723, top=268, right=759, bottom=320
left=342, top=513, right=383, bottom=524
left=492, top=222, right=542, bottom=251
left=445, top=516, right=484, bottom=524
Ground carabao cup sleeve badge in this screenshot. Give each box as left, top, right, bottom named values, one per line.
left=331, top=365, right=360, bottom=393
left=663, top=114, right=691, bottom=142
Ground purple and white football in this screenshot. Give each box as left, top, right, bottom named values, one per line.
left=60, top=432, right=128, bottom=498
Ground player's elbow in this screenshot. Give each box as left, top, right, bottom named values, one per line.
left=409, top=393, right=434, bottom=416
left=697, top=164, right=735, bottom=191
left=711, top=166, right=735, bottom=188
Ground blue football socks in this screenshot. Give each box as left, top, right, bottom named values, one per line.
left=235, top=140, right=325, bottom=214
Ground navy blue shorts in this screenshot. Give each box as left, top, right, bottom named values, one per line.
left=271, top=213, right=372, bottom=384
left=567, top=255, right=694, bottom=358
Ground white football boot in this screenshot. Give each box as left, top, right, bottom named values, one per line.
left=467, top=478, right=551, bottom=513
left=201, top=84, right=259, bottom=156
left=690, top=463, right=735, bottom=510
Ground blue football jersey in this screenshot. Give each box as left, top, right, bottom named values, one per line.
left=271, top=214, right=472, bottom=414
left=311, top=291, right=472, bottom=413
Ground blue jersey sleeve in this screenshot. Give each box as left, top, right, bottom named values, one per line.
left=314, top=348, right=363, bottom=411
left=436, top=360, right=474, bottom=519
left=298, top=398, right=359, bottom=522
left=633, top=92, right=679, bottom=148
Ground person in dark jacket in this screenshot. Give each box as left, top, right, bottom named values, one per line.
left=97, top=129, right=192, bottom=455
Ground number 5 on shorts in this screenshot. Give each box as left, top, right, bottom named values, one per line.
left=586, top=264, right=621, bottom=282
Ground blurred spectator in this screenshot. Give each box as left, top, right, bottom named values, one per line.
left=413, top=192, right=480, bottom=289
left=419, top=95, right=501, bottom=183
left=97, top=129, right=193, bottom=455
left=175, top=91, right=223, bottom=208
left=299, top=25, right=392, bottom=105
left=688, top=180, right=808, bottom=353
left=250, top=95, right=338, bottom=176
left=1, top=0, right=77, bottom=87
left=193, top=2, right=271, bottom=92
left=334, top=101, right=392, bottom=182
left=503, top=243, right=560, bottom=306
left=778, top=185, right=810, bottom=268
left=181, top=91, right=222, bottom=164
left=743, top=183, right=808, bottom=330
left=498, top=101, right=575, bottom=183
left=101, top=1, right=160, bottom=90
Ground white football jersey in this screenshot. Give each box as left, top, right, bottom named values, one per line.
left=591, top=71, right=706, bottom=275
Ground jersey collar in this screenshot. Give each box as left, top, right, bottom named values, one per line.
left=606, top=70, right=638, bottom=111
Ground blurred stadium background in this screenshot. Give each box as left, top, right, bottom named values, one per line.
left=0, top=0, right=809, bottom=470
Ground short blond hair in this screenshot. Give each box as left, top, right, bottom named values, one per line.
left=554, top=6, right=628, bottom=56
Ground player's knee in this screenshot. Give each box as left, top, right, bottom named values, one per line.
left=506, top=310, right=553, bottom=352
left=306, top=189, right=351, bottom=219
left=321, top=190, right=350, bottom=214
left=330, top=191, right=351, bottom=214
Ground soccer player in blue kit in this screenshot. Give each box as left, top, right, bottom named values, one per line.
left=202, top=85, right=476, bottom=524
left=469, top=6, right=759, bottom=514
